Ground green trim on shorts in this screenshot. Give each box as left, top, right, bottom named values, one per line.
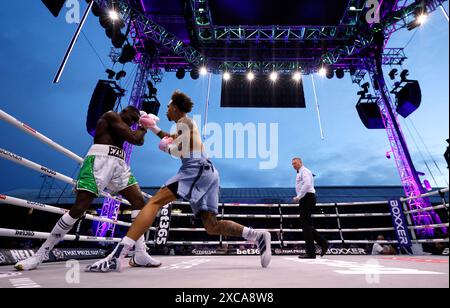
left=76, top=156, right=99, bottom=196
left=127, top=175, right=138, bottom=187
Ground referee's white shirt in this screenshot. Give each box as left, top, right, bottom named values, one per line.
left=295, top=166, right=316, bottom=200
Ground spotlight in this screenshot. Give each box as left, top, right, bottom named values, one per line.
left=115, top=70, right=127, bottom=81
left=336, top=69, right=345, bottom=79
left=176, top=68, right=186, bottom=80
left=318, top=67, right=327, bottom=77
left=112, top=32, right=127, bottom=49
left=147, top=81, right=158, bottom=97
left=109, top=10, right=120, bottom=21
left=389, top=69, right=398, bottom=80
left=361, top=82, right=370, bottom=92
left=408, top=10, right=428, bottom=31
left=118, top=44, right=136, bottom=64
left=190, top=69, right=200, bottom=80
left=223, top=72, right=231, bottom=81
left=417, top=14, right=428, bottom=25
left=200, top=67, right=208, bottom=76
left=400, top=69, right=410, bottom=81
left=247, top=72, right=255, bottom=81
left=326, top=69, right=335, bottom=79
left=92, top=2, right=102, bottom=17
left=270, top=72, right=278, bottom=82
left=293, top=72, right=302, bottom=82
left=106, top=69, right=116, bottom=79
left=386, top=151, right=392, bottom=159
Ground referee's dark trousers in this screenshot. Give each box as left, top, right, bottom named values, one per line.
left=299, top=193, right=328, bottom=256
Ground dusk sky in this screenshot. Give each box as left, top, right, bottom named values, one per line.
left=0, top=1, right=448, bottom=193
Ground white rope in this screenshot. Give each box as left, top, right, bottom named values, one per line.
left=400, top=187, right=449, bottom=202
left=0, top=195, right=132, bottom=228
left=146, top=239, right=449, bottom=246
left=409, top=223, right=449, bottom=230
left=0, top=228, right=122, bottom=243
left=169, top=212, right=392, bottom=219
left=0, top=109, right=152, bottom=200
left=0, top=148, right=131, bottom=206
left=404, top=204, right=448, bottom=215
left=0, top=109, right=84, bottom=163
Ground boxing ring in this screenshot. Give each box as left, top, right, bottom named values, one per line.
left=0, top=109, right=449, bottom=288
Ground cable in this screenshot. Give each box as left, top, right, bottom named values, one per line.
left=408, top=119, right=449, bottom=186
left=403, top=28, right=419, bottom=50
left=81, top=31, right=108, bottom=70
left=403, top=119, right=440, bottom=188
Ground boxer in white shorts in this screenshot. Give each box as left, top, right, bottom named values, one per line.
left=15, top=106, right=161, bottom=271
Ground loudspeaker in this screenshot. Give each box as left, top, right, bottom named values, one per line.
left=41, top=0, right=66, bottom=17
left=142, top=98, right=161, bottom=116
left=396, top=81, right=422, bottom=118
left=221, top=74, right=306, bottom=108
left=86, top=81, right=119, bottom=137
left=356, top=102, right=385, bottom=129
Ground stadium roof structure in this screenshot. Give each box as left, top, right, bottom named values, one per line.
left=97, top=0, right=445, bottom=78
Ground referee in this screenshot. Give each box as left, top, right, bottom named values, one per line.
left=292, top=157, right=329, bottom=259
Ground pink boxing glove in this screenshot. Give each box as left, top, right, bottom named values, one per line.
left=139, top=113, right=161, bottom=134
left=159, top=137, right=174, bottom=153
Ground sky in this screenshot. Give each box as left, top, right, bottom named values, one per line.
left=0, top=1, right=448, bottom=193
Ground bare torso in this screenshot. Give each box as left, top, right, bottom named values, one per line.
left=93, top=111, right=146, bottom=148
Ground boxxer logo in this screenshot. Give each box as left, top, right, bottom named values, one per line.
left=390, top=200, right=409, bottom=245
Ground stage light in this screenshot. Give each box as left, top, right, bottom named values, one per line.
left=115, top=70, right=127, bottom=81
left=109, top=10, right=120, bottom=21
left=326, top=69, right=335, bottom=79
left=176, top=68, right=186, bottom=80
left=400, top=69, right=409, bottom=81
left=417, top=14, right=428, bottom=25
left=408, top=11, right=428, bottom=30
left=389, top=69, right=398, bottom=80
left=223, top=72, right=231, bottom=81
left=147, top=81, right=158, bottom=97
left=318, top=67, right=327, bottom=77
left=118, top=44, right=136, bottom=64
left=106, top=69, right=116, bottom=79
left=293, top=72, right=302, bottom=82
left=247, top=72, right=255, bottom=81
left=336, top=69, right=345, bottom=79
left=270, top=72, right=278, bottom=82
left=190, top=69, right=200, bottom=80
left=200, top=67, right=208, bottom=76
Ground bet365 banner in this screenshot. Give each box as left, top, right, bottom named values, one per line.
left=155, top=204, right=173, bottom=247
